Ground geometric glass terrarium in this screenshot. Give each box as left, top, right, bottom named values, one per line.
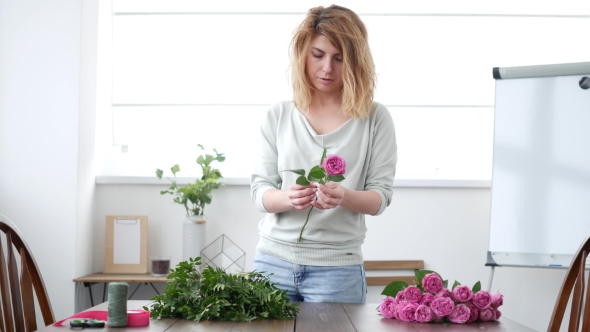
left=200, top=234, right=245, bottom=274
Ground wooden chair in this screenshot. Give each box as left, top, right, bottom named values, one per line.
left=0, top=214, right=55, bottom=331
left=548, top=233, right=590, bottom=332
left=364, top=260, right=424, bottom=286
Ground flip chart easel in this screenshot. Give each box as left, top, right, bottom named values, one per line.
left=487, top=62, right=590, bottom=290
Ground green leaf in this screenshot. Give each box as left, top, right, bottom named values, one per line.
left=309, top=165, right=323, bottom=174
left=308, top=169, right=326, bottom=180
left=328, top=175, right=345, bottom=182
left=201, top=194, right=212, bottom=204
left=472, top=281, right=481, bottom=293
left=443, top=280, right=448, bottom=289
left=156, top=169, right=163, bottom=179
left=171, top=164, right=180, bottom=175
left=381, top=281, right=408, bottom=297
left=307, top=175, right=323, bottom=182
left=296, top=176, right=310, bottom=186
left=215, top=153, right=226, bottom=162
left=204, top=154, right=215, bottom=165
left=320, top=148, right=327, bottom=165
left=414, top=269, right=436, bottom=285
left=283, top=169, right=306, bottom=176
left=452, top=280, right=461, bottom=290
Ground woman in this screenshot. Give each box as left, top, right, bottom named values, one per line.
left=250, top=4, right=397, bottom=303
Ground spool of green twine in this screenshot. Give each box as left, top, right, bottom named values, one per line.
left=107, top=282, right=128, bottom=327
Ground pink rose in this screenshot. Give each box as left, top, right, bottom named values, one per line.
left=320, top=155, right=346, bottom=176
left=452, top=285, right=473, bottom=302
left=479, top=307, right=496, bottom=321
left=430, top=297, right=455, bottom=317
left=379, top=296, right=398, bottom=319
left=403, top=285, right=423, bottom=303
left=422, top=273, right=443, bottom=293
left=490, top=293, right=504, bottom=308
left=472, top=290, right=492, bottom=309
left=465, top=302, right=479, bottom=323
left=419, top=293, right=435, bottom=307
left=396, top=300, right=409, bottom=318
left=436, top=288, right=453, bottom=299
left=398, top=302, right=419, bottom=322
left=414, top=305, right=434, bottom=323
left=395, top=291, right=406, bottom=302
left=448, top=304, right=471, bottom=324
left=495, top=309, right=502, bottom=320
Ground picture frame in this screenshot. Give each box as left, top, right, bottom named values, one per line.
left=104, top=215, right=148, bottom=274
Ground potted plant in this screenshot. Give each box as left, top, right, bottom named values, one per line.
left=156, top=144, right=225, bottom=261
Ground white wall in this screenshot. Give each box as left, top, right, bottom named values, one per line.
left=0, top=0, right=97, bottom=323
left=92, top=184, right=569, bottom=331
left=76, top=0, right=99, bottom=281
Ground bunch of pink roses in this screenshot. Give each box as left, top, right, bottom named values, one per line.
left=284, top=148, right=346, bottom=242
left=379, top=270, right=504, bottom=324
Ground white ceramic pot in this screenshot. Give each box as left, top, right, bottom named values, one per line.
left=182, top=215, right=207, bottom=262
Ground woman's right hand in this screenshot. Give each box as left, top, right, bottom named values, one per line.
left=288, top=184, right=317, bottom=210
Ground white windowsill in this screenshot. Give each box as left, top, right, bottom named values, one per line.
left=95, top=176, right=491, bottom=188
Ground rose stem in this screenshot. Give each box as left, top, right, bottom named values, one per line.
left=297, top=206, right=314, bottom=242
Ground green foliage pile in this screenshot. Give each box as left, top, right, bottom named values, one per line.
left=145, top=257, right=299, bottom=322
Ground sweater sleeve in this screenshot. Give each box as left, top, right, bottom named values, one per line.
left=250, top=104, right=282, bottom=213
left=365, top=104, right=397, bottom=215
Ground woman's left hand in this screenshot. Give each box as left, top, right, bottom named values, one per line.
left=311, top=182, right=346, bottom=210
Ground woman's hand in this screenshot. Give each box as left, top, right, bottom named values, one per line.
left=311, top=182, right=346, bottom=210
left=288, top=184, right=317, bottom=210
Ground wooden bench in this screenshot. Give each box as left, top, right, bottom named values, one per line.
left=364, top=260, right=424, bottom=286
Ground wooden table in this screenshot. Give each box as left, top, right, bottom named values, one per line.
left=39, top=300, right=537, bottom=331
left=73, top=273, right=168, bottom=306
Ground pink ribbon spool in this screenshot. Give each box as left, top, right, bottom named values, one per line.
left=53, top=310, right=150, bottom=327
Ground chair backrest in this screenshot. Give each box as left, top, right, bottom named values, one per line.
left=364, top=260, right=424, bottom=286
left=0, top=214, right=55, bottom=331
left=548, top=233, right=590, bottom=332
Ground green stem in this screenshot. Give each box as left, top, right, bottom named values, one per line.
left=170, top=175, right=189, bottom=215
left=297, top=206, right=314, bottom=242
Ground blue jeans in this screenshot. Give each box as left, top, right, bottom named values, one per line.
left=252, top=252, right=367, bottom=303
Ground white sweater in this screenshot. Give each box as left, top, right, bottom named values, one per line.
left=250, top=101, right=397, bottom=266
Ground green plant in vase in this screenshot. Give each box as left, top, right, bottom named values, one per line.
left=156, top=144, right=225, bottom=261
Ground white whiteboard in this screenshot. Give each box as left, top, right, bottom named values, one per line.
left=489, top=64, right=590, bottom=263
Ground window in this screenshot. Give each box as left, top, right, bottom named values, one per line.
left=96, top=1, right=590, bottom=181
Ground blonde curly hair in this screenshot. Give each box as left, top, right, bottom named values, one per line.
left=290, top=5, right=376, bottom=119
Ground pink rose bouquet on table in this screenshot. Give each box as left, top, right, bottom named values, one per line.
left=283, top=148, right=346, bottom=242
left=378, top=269, right=505, bottom=324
